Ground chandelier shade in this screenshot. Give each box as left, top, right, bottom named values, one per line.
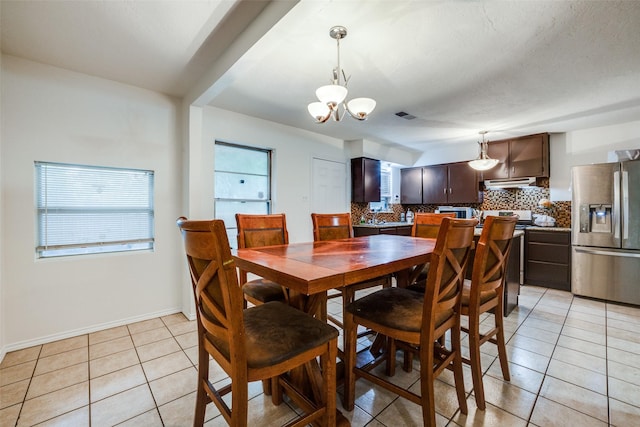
left=347, top=98, right=377, bottom=120
left=468, top=131, right=499, bottom=171
left=308, top=26, right=375, bottom=123
left=316, top=85, right=348, bottom=106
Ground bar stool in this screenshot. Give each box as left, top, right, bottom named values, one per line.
left=176, top=217, right=338, bottom=427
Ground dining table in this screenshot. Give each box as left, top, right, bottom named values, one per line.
left=233, top=234, right=435, bottom=426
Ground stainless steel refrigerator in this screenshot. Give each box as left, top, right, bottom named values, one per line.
left=572, top=160, right=640, bottom=305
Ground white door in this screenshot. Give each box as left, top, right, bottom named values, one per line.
left=312, top=158, right=347, bottom=214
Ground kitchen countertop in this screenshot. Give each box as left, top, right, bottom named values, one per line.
left=526, top=227, right=571, bottom=232
left=353, top=222, right=413, bottom=228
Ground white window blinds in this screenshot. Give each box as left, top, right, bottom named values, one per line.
left=35, top=162, right=154, bottom=258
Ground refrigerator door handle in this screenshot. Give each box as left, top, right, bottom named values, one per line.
left=574, top=247, right=640, bottom=258
left=614, top=171, right=621, bottom=240
left=622, top=170, right=629, bottom=241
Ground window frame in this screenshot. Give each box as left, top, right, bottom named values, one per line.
left=214, top=141, right=272, bottom=248
left=35, top=161, right=155, bottom=259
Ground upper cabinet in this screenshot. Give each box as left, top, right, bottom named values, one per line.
left=482, top=133, right=550, bottom=180
left=351, top=157, right=381, bottom=202
left=401, top=162, right=481, bottom=205
left=400, top=167, right=423, bottom=204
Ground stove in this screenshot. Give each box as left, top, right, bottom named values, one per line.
left=480, top=210, right=533, bottom=228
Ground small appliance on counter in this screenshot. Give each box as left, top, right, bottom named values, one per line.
left=435, top=206, right=474, bottom=218
left=481, top=210, right=533, bottom=229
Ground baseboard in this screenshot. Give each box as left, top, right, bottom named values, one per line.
left=1, top=307, right=186, bottom=357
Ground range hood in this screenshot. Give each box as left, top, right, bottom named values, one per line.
left=484, top=177, right=537, bottom=189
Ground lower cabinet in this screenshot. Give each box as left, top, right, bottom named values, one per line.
left=353, top=224, right=413, bottom=237
left=525, top=229, right=571, bottom=291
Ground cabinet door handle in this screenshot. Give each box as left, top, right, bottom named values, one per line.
left=449, top=188, right=452, bottom=194
left=443, top=188, right=447, bottom=194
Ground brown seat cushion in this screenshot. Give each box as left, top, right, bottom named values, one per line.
left=346, top=287, right=452, bottom=333
left=461, top=279, right=497, bottom=307
left=242, top=279, right=285, bottom=303
left=208, top=301, right=339, bottom=369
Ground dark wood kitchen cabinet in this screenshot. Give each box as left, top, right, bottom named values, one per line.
left=525, top=229, right=571, bottom=291
left=351, top=157, right=380, bottom=202
left=482, top=133, right=550, bottom=180
left=400, top=167, right=423, bottom=204
left=401, top=162, right=481, bottom=205
left=422, top=162, right=481, bottom=204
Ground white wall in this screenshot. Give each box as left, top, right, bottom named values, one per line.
left=1, top=55, right=185, bottom=350
left=550, top=121, right=640, bottom=200
left=199, top=106, right=347, bottom=243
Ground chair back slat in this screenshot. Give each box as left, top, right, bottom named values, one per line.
left=311, top=213, right=353, bottom=241
left=236, top=214, right=288, bottom=283
left=177, top=217, right=245, bottom=365
left=471, top=216, right=517, bottom=295
left=421, top=218, right=477, bottom=338
left=412, top=212, right=456, bottom=238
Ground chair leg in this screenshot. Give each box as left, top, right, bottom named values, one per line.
left=495, top=308, right=511, bottom=381
left=194, top=342, right=210, bottom=427
left=342, top=311, right=358, bottom=411
left=451, top=322, right=468, bottom=416
left=386, top=338, right=396, bottom=377
left=468, top=313, right=486, bottom=410
left=231, top=375, right=249, bottom=427
left=420, top=346, right=437, bottom=427
left=194, top=379, right=208, bottom=427
left=270, top=376, right=281, bottom=405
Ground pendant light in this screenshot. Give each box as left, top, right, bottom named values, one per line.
left=468, top=131, right=499, bottom=171
left=308, top=26, right=376, bottom=123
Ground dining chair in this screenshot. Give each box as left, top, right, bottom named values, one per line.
left=235, top=213, right=288, bottom=307
left=343, top=217, right=477, bottom=427
left=406, top=212, right=456, bottom=290
left=310, top=212, right=391, bottom=329
left=461, top=215, right=517, bottom=410
left=176, top=217, right=339, bottom=427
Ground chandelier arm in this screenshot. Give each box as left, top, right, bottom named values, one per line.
left=343, top=102, right=365, bottom=121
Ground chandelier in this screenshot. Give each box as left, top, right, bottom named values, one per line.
left=307, top=26, right=376, bottom=123
left=468, top=131, right=499, bottom=171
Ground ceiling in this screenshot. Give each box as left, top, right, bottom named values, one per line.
left=3, top=0, right=640, bottom=154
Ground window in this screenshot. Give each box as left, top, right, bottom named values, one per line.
left=35, top=162, right=154, bottom=258
left=369, top=166, right=392, bottom=212
left=214, top=142, right=271, bottom=248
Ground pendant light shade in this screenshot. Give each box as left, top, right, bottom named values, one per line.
left=469, top=131, right=499, bottom=171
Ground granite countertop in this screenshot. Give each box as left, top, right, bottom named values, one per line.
left=526, top=226, right=571, bottom=232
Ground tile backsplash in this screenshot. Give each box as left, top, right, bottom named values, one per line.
left=352, top=178, right=572, bottom=228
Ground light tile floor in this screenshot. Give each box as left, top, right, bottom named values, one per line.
left=1, top=286, right=640, bottom=426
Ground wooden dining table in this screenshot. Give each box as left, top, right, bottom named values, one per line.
left=233, top=234, right=435, bottom=426
left=233, top=234, right=435, bottom=314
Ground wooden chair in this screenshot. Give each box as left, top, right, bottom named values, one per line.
left=406, top=212, right=456, bottom=290
left=176, top=217, right=339, bottom=427
left=461, top=215, right=517, bottom=410
left=235, top=213, right=288, bottom=307
left=343, top=218, right=477, bottom=427
left=310, top=212, right=391, bottom=329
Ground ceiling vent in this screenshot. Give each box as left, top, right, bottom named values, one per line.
left=395, top=111, right=416, bottom=120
